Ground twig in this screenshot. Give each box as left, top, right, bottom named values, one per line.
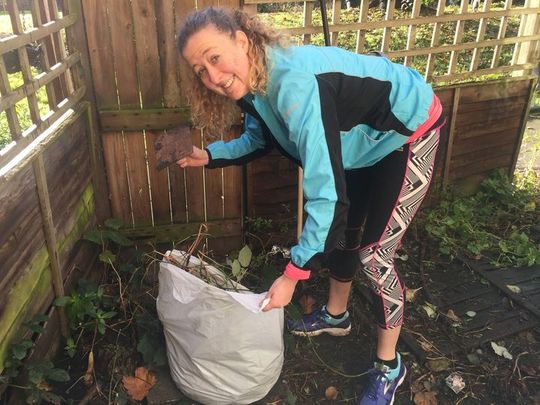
left=511, top=351, right=529, bottom=380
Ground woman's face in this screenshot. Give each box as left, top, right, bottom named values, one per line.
left=183, top=25, right=251, bottom=100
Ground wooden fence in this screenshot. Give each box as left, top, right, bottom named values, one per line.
left=0, top=0, right=538, bottom=374
left=0, top=0, right=109, bottom=371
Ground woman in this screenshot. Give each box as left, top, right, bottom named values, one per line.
left=176, top=7, right=444, bottom=405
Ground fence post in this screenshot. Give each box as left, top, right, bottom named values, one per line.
left=512, top=0, right=540, bottom=77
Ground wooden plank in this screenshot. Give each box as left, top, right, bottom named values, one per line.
left=456, top=95, right=525, bottom=113
left=511, top=0, right=540, bottom=74
left=491, top=0, right=513, bottom=68
left=381, top=0, right=395, bottom=55
left=330, top=0, right=342, bottom=47
left=107, top=0, right=139, bottom=109
left=451, top=127, right=521, bottom=156
left=355, top=0, right=369, bottom=54
left=132, top=0, right=163, bottom=108
left=185, top=129, right=206, bottom=222
left=120, top=219, right=242, bottom=243
left=510, top=78, right=535, bottom=173
left=146, top=130, right=172, bottom=224
left=174, top=0, right=196, bottom=104
left=302, top=1, right=314, bottom=45
left=458, top=78, right=531, bottom=103
left=456, top=102, right=526, bottom=122
left=443, top=88, right=459, bottom=187
left=425, top=0, right=446, bottom=81
left=404, top=0, right=422, bottom=67
left=37, top=0, right=68, bottom=100
left=155, top=0, right=181, bottom=108
left=447, top=0, right=469, bottom=75
left=455, top=111, right=525, bottom=136
left=169, top=164, right=188, bottom=223
left=101, top=132, right=132, bottom=225
left=0, top=50, right=22, bottom=140
left=449, top=153, right=514, bottom=179
left=99, top=108, right=191, bottom=131
left=470, top=0, right=493, bottom=72
left=124, top=132, right=152, bottom=226
left=32, top=153, right=68, bottom=336
left=82, top=0, right=117, bottom=109
left=222, top=126, right=243, bottom=219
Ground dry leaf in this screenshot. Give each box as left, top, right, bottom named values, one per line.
left=446, top=309, right=460, bottom=322
left=299, top=295, right=317, bottom=314
left=506, top=284, right=521, bottom=294
left=414, top=391, right=438, bottom=405
left=325, top=386, right=338, bottom=400
left=491, top=341, right=513, bottom=360
left=83, top=351, right=94, bottom=386
left=122, top=367, right=157, bottom=401
left=405, top=287, right=422, bottom=303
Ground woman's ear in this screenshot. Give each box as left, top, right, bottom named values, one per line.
left=235, top=30, right=249, bottom=53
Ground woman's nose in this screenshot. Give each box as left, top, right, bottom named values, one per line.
left=206, top=65, right=221, bottom=85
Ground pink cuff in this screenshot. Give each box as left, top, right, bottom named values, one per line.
left=407, top=94, right=443, bottom=144
left=284, top=262, right=311, bottom=280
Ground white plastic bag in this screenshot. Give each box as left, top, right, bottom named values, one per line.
left=157, top=250, right=284, bottom=405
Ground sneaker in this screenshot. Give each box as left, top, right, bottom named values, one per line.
left=287, top=306, right=351, bottom=337
left=358, top=353, right=407, bottom=405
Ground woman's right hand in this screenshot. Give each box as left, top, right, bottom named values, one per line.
left=177, top=146, right=209, bottom=168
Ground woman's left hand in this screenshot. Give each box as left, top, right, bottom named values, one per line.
left=261, top=275, right=298, bottom=312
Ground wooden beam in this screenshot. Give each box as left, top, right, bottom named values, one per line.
left=32, top=155, right=69, bottom=337
left=99, top=107, right=191, bottom=131
left=120, top=219, right=242, bottom=243
left=443, top=87, right=461, bottom=188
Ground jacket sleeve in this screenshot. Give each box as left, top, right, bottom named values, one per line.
left=272, top=71, right=349, bottom=279
left=206, top=114, right=272, bottom=169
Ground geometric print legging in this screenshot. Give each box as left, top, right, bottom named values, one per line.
left=327, top=128, right=441, bottom=329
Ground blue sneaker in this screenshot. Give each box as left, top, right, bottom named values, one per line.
left=288, top=306, right=351, bottom=337
left=358, top=353, right=407, bottom=405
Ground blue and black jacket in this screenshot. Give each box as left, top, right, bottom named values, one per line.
left=205, top=45, right=443, bottom=279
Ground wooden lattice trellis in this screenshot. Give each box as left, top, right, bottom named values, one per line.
left=242, top=0, right=540, bottom=83
left=0, top=0, right=85, bottom=175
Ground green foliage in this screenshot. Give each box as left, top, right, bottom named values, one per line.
left=0, top=315, right=69, bottom=405
left=245, top=216, right=274, bottom=233
left=83, top=218, right=134, bottom=256
left=420, top=169, right=540, bottom=267
left=54, top=280, right=117, bottom=339
left=230, top=245, right=253, bottom=282
left=135, top=314, right=167, bottom=367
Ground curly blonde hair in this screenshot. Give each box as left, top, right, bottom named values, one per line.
left=176, top=7, right=287, bottom=135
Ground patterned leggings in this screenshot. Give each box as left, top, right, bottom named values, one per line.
left=327, top=129, right=440, bottom=329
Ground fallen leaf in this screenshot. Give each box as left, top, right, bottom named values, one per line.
left=414, top=391, right=438, bottom=405
left=445, top=372, right=465, bottom=394
left=405, top=287, right=422, bottom=303
left=83, top=351, right=94, bottom=386
left=506, top=284, right=521, bottom=294
left=491, top=341, right=513, bottom=360
left=122, top=367, right=157, bottom=401
left=427, top=358, right=451, bottom=372
left=466, top=311, right=477, bottom=318
left=422, top=302, right=437, bottom=319
left=446, top=309, right=460, bottom=322
left=299, top=295, right=317, bottom=314
left=325, top=386, right=338, bottom=400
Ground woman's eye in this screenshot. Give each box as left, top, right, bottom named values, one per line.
left=196, top=68, right=206, bottom=77
left=210, top=55, right=219, bottom=64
